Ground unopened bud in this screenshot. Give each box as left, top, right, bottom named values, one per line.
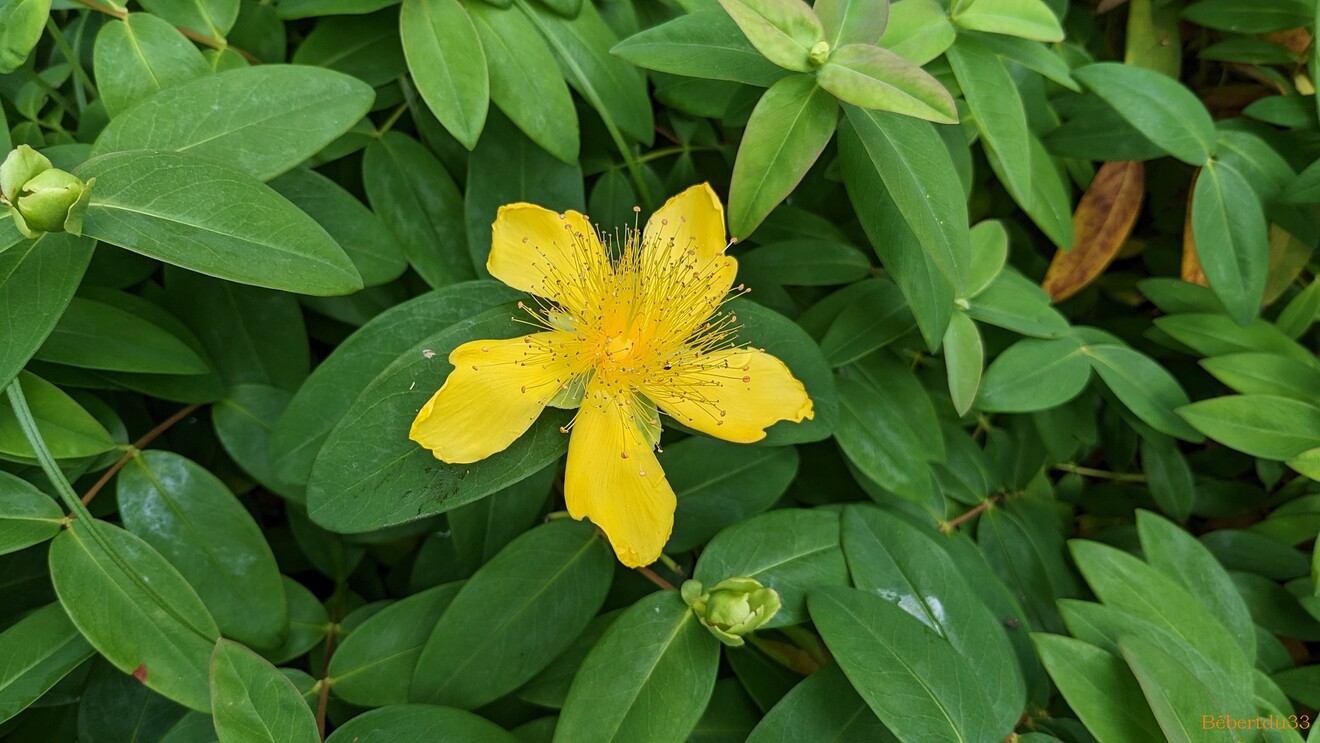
left=0, top=145, right=51, bottom=203
left=0, top=147, right=93, bottom=238
left=681, top=577, right=781, bottom=646
left=808, top=41, right=831, bottom=68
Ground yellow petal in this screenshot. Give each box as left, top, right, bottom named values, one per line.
left=643, top=183, right=728, bottom=266
left=564, top=383, right=675, bottom=567
left=487, top=204, right=610, bottom=314
left=644, top=348, right=813, bottom=444
left=410, top=331, right=583, bottom=464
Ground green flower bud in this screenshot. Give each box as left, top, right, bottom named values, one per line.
left=681, top=577, right=782, bottom=647
left=10, top=168, right=93, bottom=238
left=808, top=41, right=831, bottom=68
left=0, top=145, right=52, bottom=203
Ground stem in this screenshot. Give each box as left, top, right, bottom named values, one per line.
left=316, top=624, right=339, bottom=739
left=73, top=0, right=260, bottom=64
left=939, top=493, right=1004, bottom=534
left=1054, top=463, right=1147, bottom=483
left=375, top=103, right=408, bottom=137
left=636, top=566, right=676, bottom=591
left=80, top=403, right=200, bottom=506
left=25, top=70, right=79, bottom=121
left=657, top=553, right=684, bottom=577
left=7, top=379, right=92, bottom=519
left=45, top=18, right=96, bottom=113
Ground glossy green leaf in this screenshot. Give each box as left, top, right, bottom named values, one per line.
left=729, top=74, right=838, bottom=238
left=117, top=450, right=288, bottom=650
left=0, top=233, right=94, bottom=392
left=819, top=46, right=956, bottom=124
left=745, top=661, right=889, bottom=742
left=327, top=705, right=515, bottom=742
left=1177, top=395, right=1320, bottom=460
left=818, top=279, right=914, bottom=365
left=841, top=506, right=1024, bottom=732
left=0, top=471, right=62, bottom=555
left=695, top=509, right=849, bottom=627
left=878, top=0, right=955, bottom=65
left=611, top=9, right=787, bottom=87
left=952, top=0, right=1063, bottom=41
left=739, top=240, right=870, bottom=285
left=834, top=377, right=935, bottom=502
left=815, top=0, right=888, bottom=47
left=966, top=268, right=1070, bottom=338
left=1202, top=353, right=1320, bottom=402
left=0, top=372, right=115, bottom=461
left=0, top=0, right=51, bottom=73
left=139, top=0, right=238, bottom=38
left=77, top=151, right=361, bottom=296
left=1032, top=633, right=1162, bottom=743
left=1118, top=635, right=1243, bottom=742
left=1155, top=313, right=1318, bottom=366
left=0, top=602, right=94, bottom=725
left=329, top=582, right=463, bottom=707
left=717, top=0, right=824, bottom=72
left=809, top=586, right=1003, bottom=742
left=943, top=311, right=983, bottom=417
left=93, top=65, right=374, bottom=181
left=362, top=132, right=473, bottom=289
left=210, top=639, right=318, bottom=743
left=35, top=297, right=208, bottom=375
left=92, top=14, right=212, bottom=117
left=977, top=337, right=1089, bottom=413
left=1072, top=63, right=1215, bottom=166
left=269, top=168, right=407, bottom=287
left=49, top=519, right=220, bottom=712
left=263, top=577, right=328, bottom=666
left=401, top=0, right=489, bottom=150
left=1190, top=159, right=1268, bottom=325
left=556, top=591, right=720, bottom=742
left=1084, top=344, right=1202, bottom=441
left=947, top=35, right=1031, bottom=198
left=411, top=520, right=613, bottom=708
left=1182, top=0, right=1312, bottom=33
left=516, top=610, right=619, bottom=709
left=1139, top=436, right=1195, bottom=523
left=666, top=438, right=798, bottom=552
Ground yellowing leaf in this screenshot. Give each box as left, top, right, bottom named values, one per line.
left=1043, top=161, right=1145, bottom=302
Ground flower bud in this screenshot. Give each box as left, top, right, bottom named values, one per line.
left=681, top=577, right=782, bottom=647
left=0, top=146, right=94, bottom=238
left=808, top=41, right=831, bottom=68
left=0, top=145, right=52, bottom=203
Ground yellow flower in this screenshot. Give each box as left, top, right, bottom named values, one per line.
left=409, top=184, right=814, bottom=567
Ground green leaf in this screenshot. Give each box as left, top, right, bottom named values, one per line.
left=263, top=577, right=328, bottom=666
left=468, top=0, right=579, bottom=163
left=1154, top=313, right=1318, bottom=366
left=0, top=0, right=51, bottom=73
left=819, top=279, right=915, bottom=365
left=93, top=65, right=375, bottom=181
left=815, top=0, right=888, bottom=47
left=0, top=233, right=94, bottom=392
left=1190, top=160, right=1268, bottom=325
left=717, top=0, right=824, bottom=72
left=305, top=307, right=571, bottom=532
left=946, top=34, right=1032, bottom=199
left=818, top=45, right=956, bottom=123
left=965, top=221, right=1008, bottom=298
left=0, top=471, right=62, bottom=556
left=77, top=151, right=361, bottom=296
left=1072, top=62, right=1216, bottom=166
left=411, top=520, right=612, bottom=708
left=943, top=311, right=983, bottom=417
left=34, top=297, right=208, bottom=375
left=1068, top=539, right=1253, bottom=686
left=970, top=32, right=1079, bottom=91
left=966, top=268, right=1070, bottom=338
left=117, top=451, right=288, bottom=650
left=516, top=610, right=619, bottom=709
left=1139, top=436, right=1195, bottom=523
left=212, top=384, right=299, bottom=500
left=0, top=602, right=93, bottom=725
left=695, top=509, right=849, bottom=628
left=362, top=132, right=474, bottom=289
left=1177, top=395, right=1320, bottom=460
left=809, top=586, right=1003, bottom=742
left=611, top=9, right=787, bottom=87
left=268, top=168, right=407, bottom=288
left=556, top=591, right=720, bottom=742
left=139, top=0, right=238, bottom=39
left=1201, top=352, right=1320, bottom=401
left=834, top=376, right=935, bottom=502
left=1182, top=0, right=1312, bottom=33
left=1277, top=279, right=1320, bottom=339
left=842, top=106, right=969, bottom=293
left=92, top=14, right=212, bottom=118
left=842, top=506, right=1025, bottom=732
left=210, top=639, right=318, bottom=743
left=401, top=0, right=489, bottom=150
left=987, top=133, right=1074, bottom=249
left=50, top=520, right=219, bottom=712
left=328, top=582, right=463, bottom=707
left=1083, top=344, right=1202, bottom=442
left=1135, top=510, right=1256, bottom=664
left=729, top=74, right=839, bottom=238
left=952, top=0, right=1064, bottom=42
left=326, top=705, right=516, bottom=742
left=516, top=0, right=654, bottom=145
left=977, top=337, right=1090, bottom=413
left=1031, top=633, right=1163, bottom=743
left=666, top=438, right=799, bottom=552
left=739, top=240, right=870, bottom=285
left=271, top=282, right=518, bottom=486
left=745, top=662, right=888, bottom=742
left=1118, top=635, right=1245, bottom=743
left=0, top=372, right=115, bottom=461
left=878, top=0, right=955, bottom=65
